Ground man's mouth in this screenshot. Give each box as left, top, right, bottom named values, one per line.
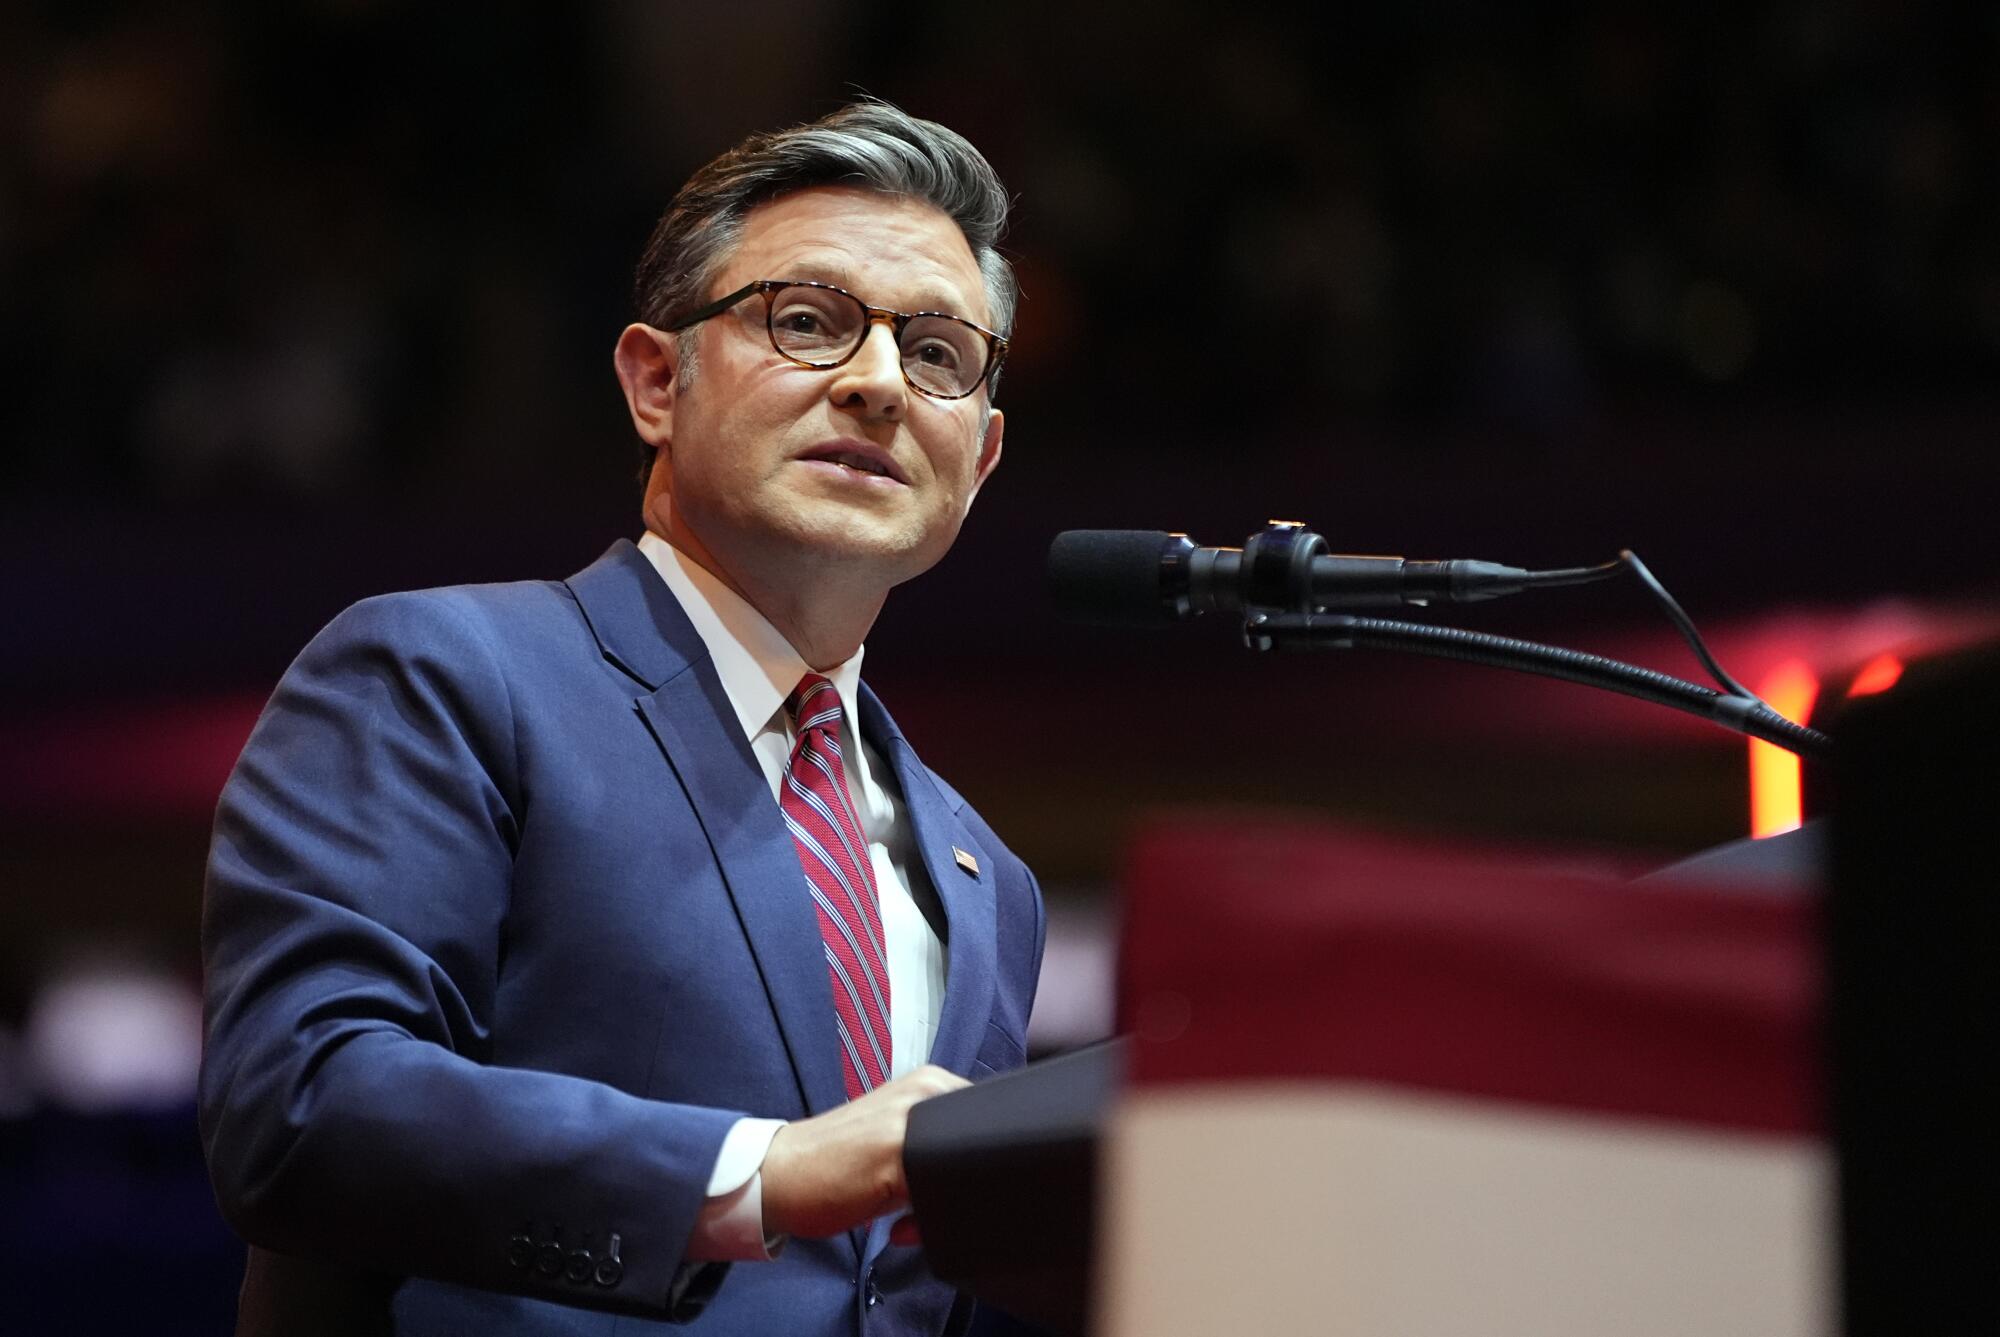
left=825, top=451, right=893, bottom=478
left=799, top=440, right=908, bottom=485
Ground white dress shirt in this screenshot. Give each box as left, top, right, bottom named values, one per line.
left=637, top=531, right=948, bottom=1260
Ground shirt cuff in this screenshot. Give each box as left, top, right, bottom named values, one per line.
left=685, top=1117, right=787, bottom=1262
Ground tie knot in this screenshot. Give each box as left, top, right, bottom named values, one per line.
left=787, top=673, right=843, bottom=737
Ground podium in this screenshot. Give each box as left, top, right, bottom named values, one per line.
left=910, top=820, right=1826, bottom=1336
left=905, top=642, right=1998, bottom=1334
left=1096, top=820, right=1826, bottom=1336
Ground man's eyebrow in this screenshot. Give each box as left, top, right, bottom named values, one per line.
left=777, top=263, right=977, bottom=319
left=781, top=260, right=858, bottom=289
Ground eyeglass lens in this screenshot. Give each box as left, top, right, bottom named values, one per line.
left=768, top=285, right=988, bottom=397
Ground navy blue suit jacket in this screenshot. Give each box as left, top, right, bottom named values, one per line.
left=199, top=540, right=1046, bottom=1336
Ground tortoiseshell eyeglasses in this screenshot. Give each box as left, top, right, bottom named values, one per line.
left=666, top=279, right=1008, bottom=400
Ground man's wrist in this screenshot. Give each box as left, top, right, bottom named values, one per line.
left=685, top=1117, right=788, bottom=1262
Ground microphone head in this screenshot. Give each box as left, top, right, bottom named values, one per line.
left=1047, top=530, right=1188, bottom=626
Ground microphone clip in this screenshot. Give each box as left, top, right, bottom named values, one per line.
left=1241, top=521, right=1329, bottom=615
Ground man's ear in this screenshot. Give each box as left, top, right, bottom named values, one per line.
left=968, top=407, right=1005, bottom=502
left=613, top=323, right=680, bottom=449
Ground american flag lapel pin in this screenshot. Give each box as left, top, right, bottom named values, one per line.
left=952, top=846, right=980, bottom=876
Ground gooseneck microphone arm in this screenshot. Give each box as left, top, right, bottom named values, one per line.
left=1047, top=521, right=1834, bottom=762
left=1244, top=612, right=1831, bottom=760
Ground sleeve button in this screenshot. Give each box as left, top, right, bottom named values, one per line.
left=594, top=1233, right=624, bottom=1288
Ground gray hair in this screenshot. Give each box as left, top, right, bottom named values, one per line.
left=634, top=100, right=1017, bottom=410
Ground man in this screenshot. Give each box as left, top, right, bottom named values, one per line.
left=199, top=101, right=1046, bottom=1336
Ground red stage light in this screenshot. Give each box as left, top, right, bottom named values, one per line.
left=1845, top=653, right=1904, bottom=699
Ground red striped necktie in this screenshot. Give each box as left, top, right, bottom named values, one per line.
left=781, top=673, right=892, bottom=1099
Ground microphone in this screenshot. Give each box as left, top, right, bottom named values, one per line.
left=1048, top=522, right=1535, bottom=626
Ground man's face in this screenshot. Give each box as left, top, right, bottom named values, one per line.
left=648, top=186, right=1004, bottom=597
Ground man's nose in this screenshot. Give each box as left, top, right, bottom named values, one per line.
left=827, top=321, right=906, bottom=421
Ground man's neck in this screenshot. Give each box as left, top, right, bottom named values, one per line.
left=644, top=518, right=883, bottom=672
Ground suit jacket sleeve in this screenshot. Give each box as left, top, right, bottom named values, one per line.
left=199, top=590, right=740, bottom=1320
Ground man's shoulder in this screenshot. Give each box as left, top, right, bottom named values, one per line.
left=334, top=576, right=579, bottom=635
left=310, top=541, right=662, bottom=666
left=292, top=575, right=598, bottom=695
left=307, top=576, right=578, bottom=656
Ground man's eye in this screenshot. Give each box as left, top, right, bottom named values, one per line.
left=776, top=310, right=824, bottom=335
left=908, top=337, right=961, bottom=368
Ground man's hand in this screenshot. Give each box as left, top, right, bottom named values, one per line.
left=760, top=1064, right=969, bottom=1239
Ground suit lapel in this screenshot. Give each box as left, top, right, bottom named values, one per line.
left=635, top=676, right=852, bottom=1121
left=568, top=542, right=850, bottom=1122
left=858, top=686, right=998, bottom=1081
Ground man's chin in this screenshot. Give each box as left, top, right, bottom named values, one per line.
left=791, top=519, right=954, bottom=585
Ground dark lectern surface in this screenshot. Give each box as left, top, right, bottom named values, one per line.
left=904, top=1039, right=1124, bottom=1337
left=1828, top=640, right=2000, bottom=1336
left=1638, top=820, right=1823, bottom=894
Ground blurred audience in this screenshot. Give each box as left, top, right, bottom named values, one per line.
left=5, top=3, right=1994, bottom=502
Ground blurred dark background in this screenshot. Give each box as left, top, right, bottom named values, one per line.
left=3, top=2, right=1996, bottom=1331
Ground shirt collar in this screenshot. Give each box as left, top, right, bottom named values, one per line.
left=635, top=531, right=867, bottom=744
